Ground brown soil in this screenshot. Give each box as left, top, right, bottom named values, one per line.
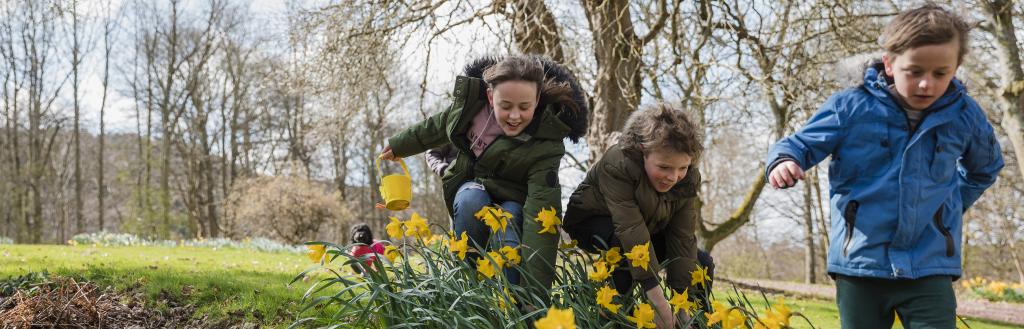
left=0, top=276, right=232, bottom=329
left=721, top=277, right=1024, bottom=326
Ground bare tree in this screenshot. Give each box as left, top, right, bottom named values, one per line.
left=980, top=0, right=1024, bottom=183
left=580, top=0, right=670, bottom=162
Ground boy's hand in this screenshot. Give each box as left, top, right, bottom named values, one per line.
left=645, top=287, right=676, bottom=329
left=769, top=160, right=804, bottom=189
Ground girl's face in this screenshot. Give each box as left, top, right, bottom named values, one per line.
left=643, top=149, right=692, bottom=193
left=487, top=80, right=539, bottom=136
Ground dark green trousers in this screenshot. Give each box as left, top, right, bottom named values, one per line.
left=836, top=274, right=956, bottom=329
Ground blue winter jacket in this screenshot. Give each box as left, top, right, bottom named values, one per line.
left=765, top=62, right=1004, bottom=280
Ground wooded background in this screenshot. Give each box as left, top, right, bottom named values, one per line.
left=1, top=0, right=1022, bottom=284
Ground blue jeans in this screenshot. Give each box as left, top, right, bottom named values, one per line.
left=452, top=181, right=523, bottom=284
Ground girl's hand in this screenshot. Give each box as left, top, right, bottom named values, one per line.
left=380, top=145, right=398, bottom=161
left=769, top=160, right=804, bottom=189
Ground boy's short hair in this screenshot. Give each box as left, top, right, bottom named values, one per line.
left=621, top=103, right=704, bottom=160
left=881, top=4, right=970, bottom=64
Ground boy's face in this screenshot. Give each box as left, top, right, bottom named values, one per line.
left=883, top=40, right=960, bottom=111
left=643, top=150, right=692, bottom=193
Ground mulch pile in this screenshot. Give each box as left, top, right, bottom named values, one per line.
left=0, top=276, right=202, bottom=329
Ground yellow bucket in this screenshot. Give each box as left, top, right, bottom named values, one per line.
left=376, top=157, right=412, bottom=211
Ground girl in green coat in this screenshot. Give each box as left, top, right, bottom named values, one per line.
left=563, top=104, right=713, bottom=327
left=380, top=54, right=587, bottom=300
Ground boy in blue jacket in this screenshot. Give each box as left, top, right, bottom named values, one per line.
left=765, top=5, right=1003, bottom=328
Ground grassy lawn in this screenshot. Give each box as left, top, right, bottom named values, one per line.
left=717, top=288, right=1017, bottom=329
left=2, top=244, right=1020, bottom=328
left=0, top=244, right=323, bottom=327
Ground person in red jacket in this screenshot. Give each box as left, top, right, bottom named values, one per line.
left=349, top=223, right=387, bottom=273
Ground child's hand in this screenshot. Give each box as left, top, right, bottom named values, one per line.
left=380, top=145, right=398, bottom=161
left=769, top=160, right=804, bottom=189
left=645, top=287, right=676, bottom=329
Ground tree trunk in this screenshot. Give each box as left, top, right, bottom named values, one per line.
left=580, top=0, right=644, bottom=161
left=71, top=0, right=84, bottom=235
left=699, top=171, right=767, bottom=251
left=984, top=0, right=1024, bottom=181
left=159, top=0, right=181, bottom=237
left=803, top=174, right=817, bottom=284
left=504, top=0, right=565, bottom=63
left=98, top=11, right=113, bottom=232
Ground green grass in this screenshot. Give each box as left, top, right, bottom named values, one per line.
left=0, top=244, right=322, bottom=327
left=717, top=288, right=1018, bottom=329
left=2, top=244, right=1019, bottom=328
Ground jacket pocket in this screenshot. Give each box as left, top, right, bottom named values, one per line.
left=837, top=123, right=891, bottom=178
left=842, top=200, right=860, bottom=258
left=930, top=134, right=961, bottom=183
left=933, top=208, right=955, bottom=257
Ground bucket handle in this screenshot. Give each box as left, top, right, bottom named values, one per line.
left=375, top=155, right=410, bottom=180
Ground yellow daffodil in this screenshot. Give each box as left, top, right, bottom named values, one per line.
left=707, top=301, right=731, bottom=327
left=405, top=212, right=431, bottom=239
left=384, top=245, right=401, bottom=262
left=475, top=205, right=511, bottom=233
left=306, top=244, right=326, bottom=263
left=894, top=313, right=902, bottom=327
left=500, top=246, right=521, bottom=265
left=386, top=217, right=405, bottom=239
left=767, top=297, right=792, bottom=325
left=723, top=309, right=746, bottom=329
left=988, top=281, right=1010, bottom=295
left=604, top=247, right=623, bottom=265
left=626, top=242, right=651, bottom=271
left=424, top=234, right=444, bottom=246
left=691, top=265, right=711, bottom=288
left=669, top=288, right=696, bottom=314
left=536, top=207, right=561, bottom=234
left=534, top=307, right=576, bottom=329
left=625, top=302, right=656, bottom=329
left=448, top=232, right=470, bottom=260
left=595, top=285, right=621, bottom=313
left=497, top=287, right=517, bottom=309
left=477, top=257, right=497, bottom=279
left=488, top=251, right=507, bottom=269
left=559, top=239, right=578, bottom=249
left=589, top=261, right=612, bottom=282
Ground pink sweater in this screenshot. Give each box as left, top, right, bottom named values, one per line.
left=467, top=105, right=503, bottom=157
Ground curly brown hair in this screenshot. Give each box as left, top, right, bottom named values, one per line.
left=621, top=103, right=703, bottom=160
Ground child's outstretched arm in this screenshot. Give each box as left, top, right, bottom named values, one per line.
left=384, top=110, right=451, bottom=160
left=958, top=105, right=1004, bottom=211
left=765, top=95, right=846, bottom=189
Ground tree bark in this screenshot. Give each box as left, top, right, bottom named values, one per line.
left=983, top=0, right=1024, bottom=181
left=579, top=0, right=666, bottom=161
left=699, top=171, right=767, bottom=251
left=70, top=0, right=84, bottom=235
left=803, top=174, right=817, bottom=284
left=503, top=0, right=565, bottom=62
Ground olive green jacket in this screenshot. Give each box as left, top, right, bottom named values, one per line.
left=388, top=56, right=588, bottom=298
left=564, top=143, right=702, bottom=291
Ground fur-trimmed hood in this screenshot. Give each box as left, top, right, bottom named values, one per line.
left=462, top=55, right=589, bottom=143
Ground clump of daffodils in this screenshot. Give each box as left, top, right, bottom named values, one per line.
left=962, top=276, right=1024, bottom=303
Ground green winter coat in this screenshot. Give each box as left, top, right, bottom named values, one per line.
left=388, top=56, right=588, bottom=299
left=563, top=143, right=702, bottom=291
